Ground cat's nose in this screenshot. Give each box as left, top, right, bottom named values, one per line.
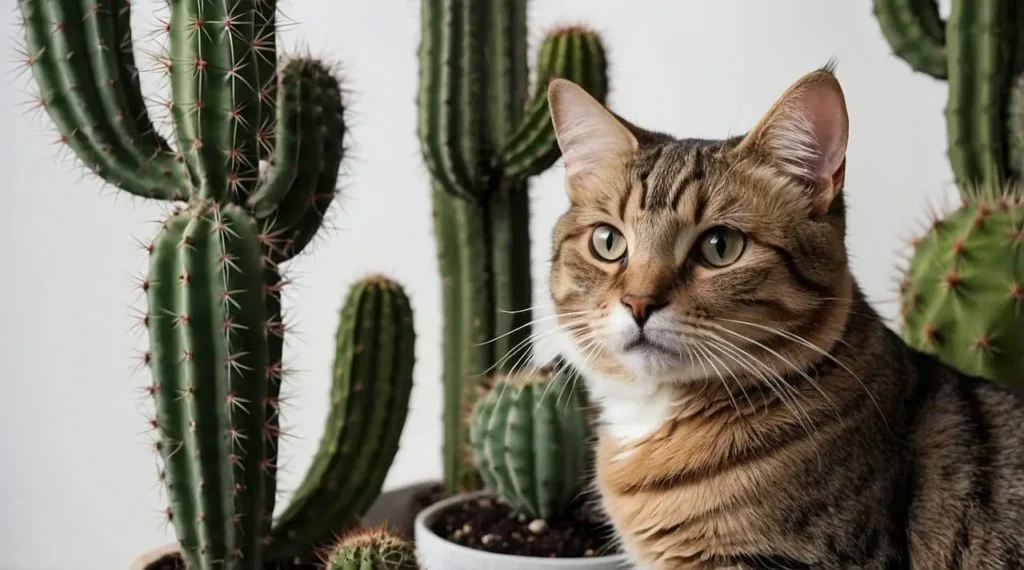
left=621, top=294, right=669, bottom=327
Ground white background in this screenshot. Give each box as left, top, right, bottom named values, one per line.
left=0, top=1, right=954, bottom=568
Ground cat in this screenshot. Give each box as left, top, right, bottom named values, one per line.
left=543, top=63, right=1024, bottom=569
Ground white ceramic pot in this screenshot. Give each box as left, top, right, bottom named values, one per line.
left=413, top=491, right=632, bottom=570
left=130, top=544, right=178, bottom=570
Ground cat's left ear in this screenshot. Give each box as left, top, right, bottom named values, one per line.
left=737, top=66, right=849, bottom=215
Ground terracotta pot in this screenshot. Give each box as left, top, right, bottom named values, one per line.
left=130, top=544, right=178, bottom=570
left=413, top=491, right=631, bottom=570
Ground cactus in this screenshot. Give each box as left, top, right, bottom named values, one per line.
left=321, top=527, right=421, bottom=570
left=268, top=277, right=416, bottom=560
left=417, top=0, right=611, bottom=494
left=468, top=367, right=590, bottom=519
left=873, top=0, right=1024, bottom=384
left=18, top=1, right=413, bottom=567
left=899, top=187, right=1024, bottom=384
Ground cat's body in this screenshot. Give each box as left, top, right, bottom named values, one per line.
left=543, top=66, right=1024, bottom=569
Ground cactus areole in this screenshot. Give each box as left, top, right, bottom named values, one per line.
left=416, top=0, right=610, bottom=494
left=20, top=1, right=415, bottom=568
left=873, top=0, right=1024, bottom=384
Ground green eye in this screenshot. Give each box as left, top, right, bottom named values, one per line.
left=698, top=227, right=747, bottom=267
left=590, top=224, right=627, bottom=262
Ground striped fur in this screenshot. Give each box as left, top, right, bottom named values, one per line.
left=545, top=67, right=1024, bottom=569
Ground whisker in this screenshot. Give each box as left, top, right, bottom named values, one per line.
left=718, top=317, right=889, bottom=431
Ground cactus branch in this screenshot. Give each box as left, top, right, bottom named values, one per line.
left=872, top=0, right=948, bottom=79
left=267, top=277, right=415, bottom=559
left=19, top=0, right=187, bottom=199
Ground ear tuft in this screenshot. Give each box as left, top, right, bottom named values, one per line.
left=739, top=68, right=849, bottom=213
left=547, top=78, right=637, bottom=188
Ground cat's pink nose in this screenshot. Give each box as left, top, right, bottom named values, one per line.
left=621, top=294, right=669, bottom=326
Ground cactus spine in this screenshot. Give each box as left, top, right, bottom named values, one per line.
left=872, top=0, right=1024, bottom=384
left=417, top=0, right=611, bottom=494
left=19, top=1, right=413, bottom=567
left=468, top=368, right=590, bottom=519
left=322, top=527, right=421, bottom=570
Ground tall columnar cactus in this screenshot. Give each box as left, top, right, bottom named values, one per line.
left=19, top=1, right=414, bottom=568
left=417, top=0, right=611, bottom=494
left=873, top=0, right=1024, bottom=384
left=468, top=368, right=590, bottom=519
left=321, top=527, right=421, bottom=570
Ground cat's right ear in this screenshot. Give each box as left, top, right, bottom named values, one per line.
left=548, top=78, right=637, bottom=195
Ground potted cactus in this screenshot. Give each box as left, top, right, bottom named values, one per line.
left=872, top=0, right=1024, bottom=385
left=18, top=1, right=417, bottom=568
left=414, top=367, right=629, bottom=570
left=414, top=0, right=613, bottom=498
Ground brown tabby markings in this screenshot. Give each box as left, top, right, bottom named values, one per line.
left=545, top=66, right=1024, bottom=569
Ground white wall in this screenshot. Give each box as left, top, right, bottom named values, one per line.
left=0, top=1, right=953, bottom=568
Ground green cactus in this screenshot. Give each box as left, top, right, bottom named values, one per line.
left=268, top=277, right=416, bottom=560
left=417, top=0, right=611, bottom=494
left=321, top=527, right=421, bottom=570
left=19, top=1, right=413, bottom=567
left=899, top=188, right=1024, bottom=384
left=468, top=368, right=590, bottom=520
left=873, top=0, right=1024, bottom=385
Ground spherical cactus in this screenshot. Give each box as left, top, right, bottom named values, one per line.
left=468, top=367, right=591, bottom=520
left=899, top=191, right=1024, bottom=385
left=322, top=527, right=420, bottom=570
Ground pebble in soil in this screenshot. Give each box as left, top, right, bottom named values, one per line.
left=429, top=495, right=621, bottom=558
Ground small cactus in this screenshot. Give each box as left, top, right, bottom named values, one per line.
left=417, top=0, right=611, bottom=495
left=321, top=527, right=420, bottom=570
left=899, top=188, right=1024, bottom=384
left=468, top=367, right=590, bottom=519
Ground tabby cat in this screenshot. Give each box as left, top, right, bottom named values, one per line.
left=544, top=64, right=1024, bottom=569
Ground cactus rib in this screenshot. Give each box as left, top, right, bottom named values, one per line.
left=267, top=277, right=416, bottom=559
left=20, top=0, right=186, bottom=198
left=872, top=0, right=948, bottom=79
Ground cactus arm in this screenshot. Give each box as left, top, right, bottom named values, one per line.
left=417, top=0, right=487, bottom=201
left=252, top=60, right=344, bottom=253
left=267, top=278, right=414, bottom=559
left=169, top=2, right=261, bottom=203
left=945, top=0, right=1017, bottom=189
left=19, top=0, right=186, bottom=199
left=872, top=0, right=948, bottom=79
left=501, top=29, right=610, bottom=180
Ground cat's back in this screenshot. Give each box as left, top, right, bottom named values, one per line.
left=904, top=351, right=1024, bottom=568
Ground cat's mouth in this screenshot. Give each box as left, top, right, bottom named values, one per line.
left=622, top=335, right=679, bottom=358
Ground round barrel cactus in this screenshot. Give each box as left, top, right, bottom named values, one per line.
left=468, top=367, right=591, bottom=519
left=322, top=527, right=420, bottom=570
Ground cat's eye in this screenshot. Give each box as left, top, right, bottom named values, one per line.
left=697, top=227, right=747, bottom=268
left=590, top=224, right=627, bottom=262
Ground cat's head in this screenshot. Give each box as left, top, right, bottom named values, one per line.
left=546, top=65, right=854, bottom=389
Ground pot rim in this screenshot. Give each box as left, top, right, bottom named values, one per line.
left=412, top=489, right=629, bottom=565
left=129, top=543, right=179, bottom=570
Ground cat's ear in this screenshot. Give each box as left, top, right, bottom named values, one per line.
left=548, top=78, right=637, bottom=193
left=737, top=66, right=849, bottom=215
